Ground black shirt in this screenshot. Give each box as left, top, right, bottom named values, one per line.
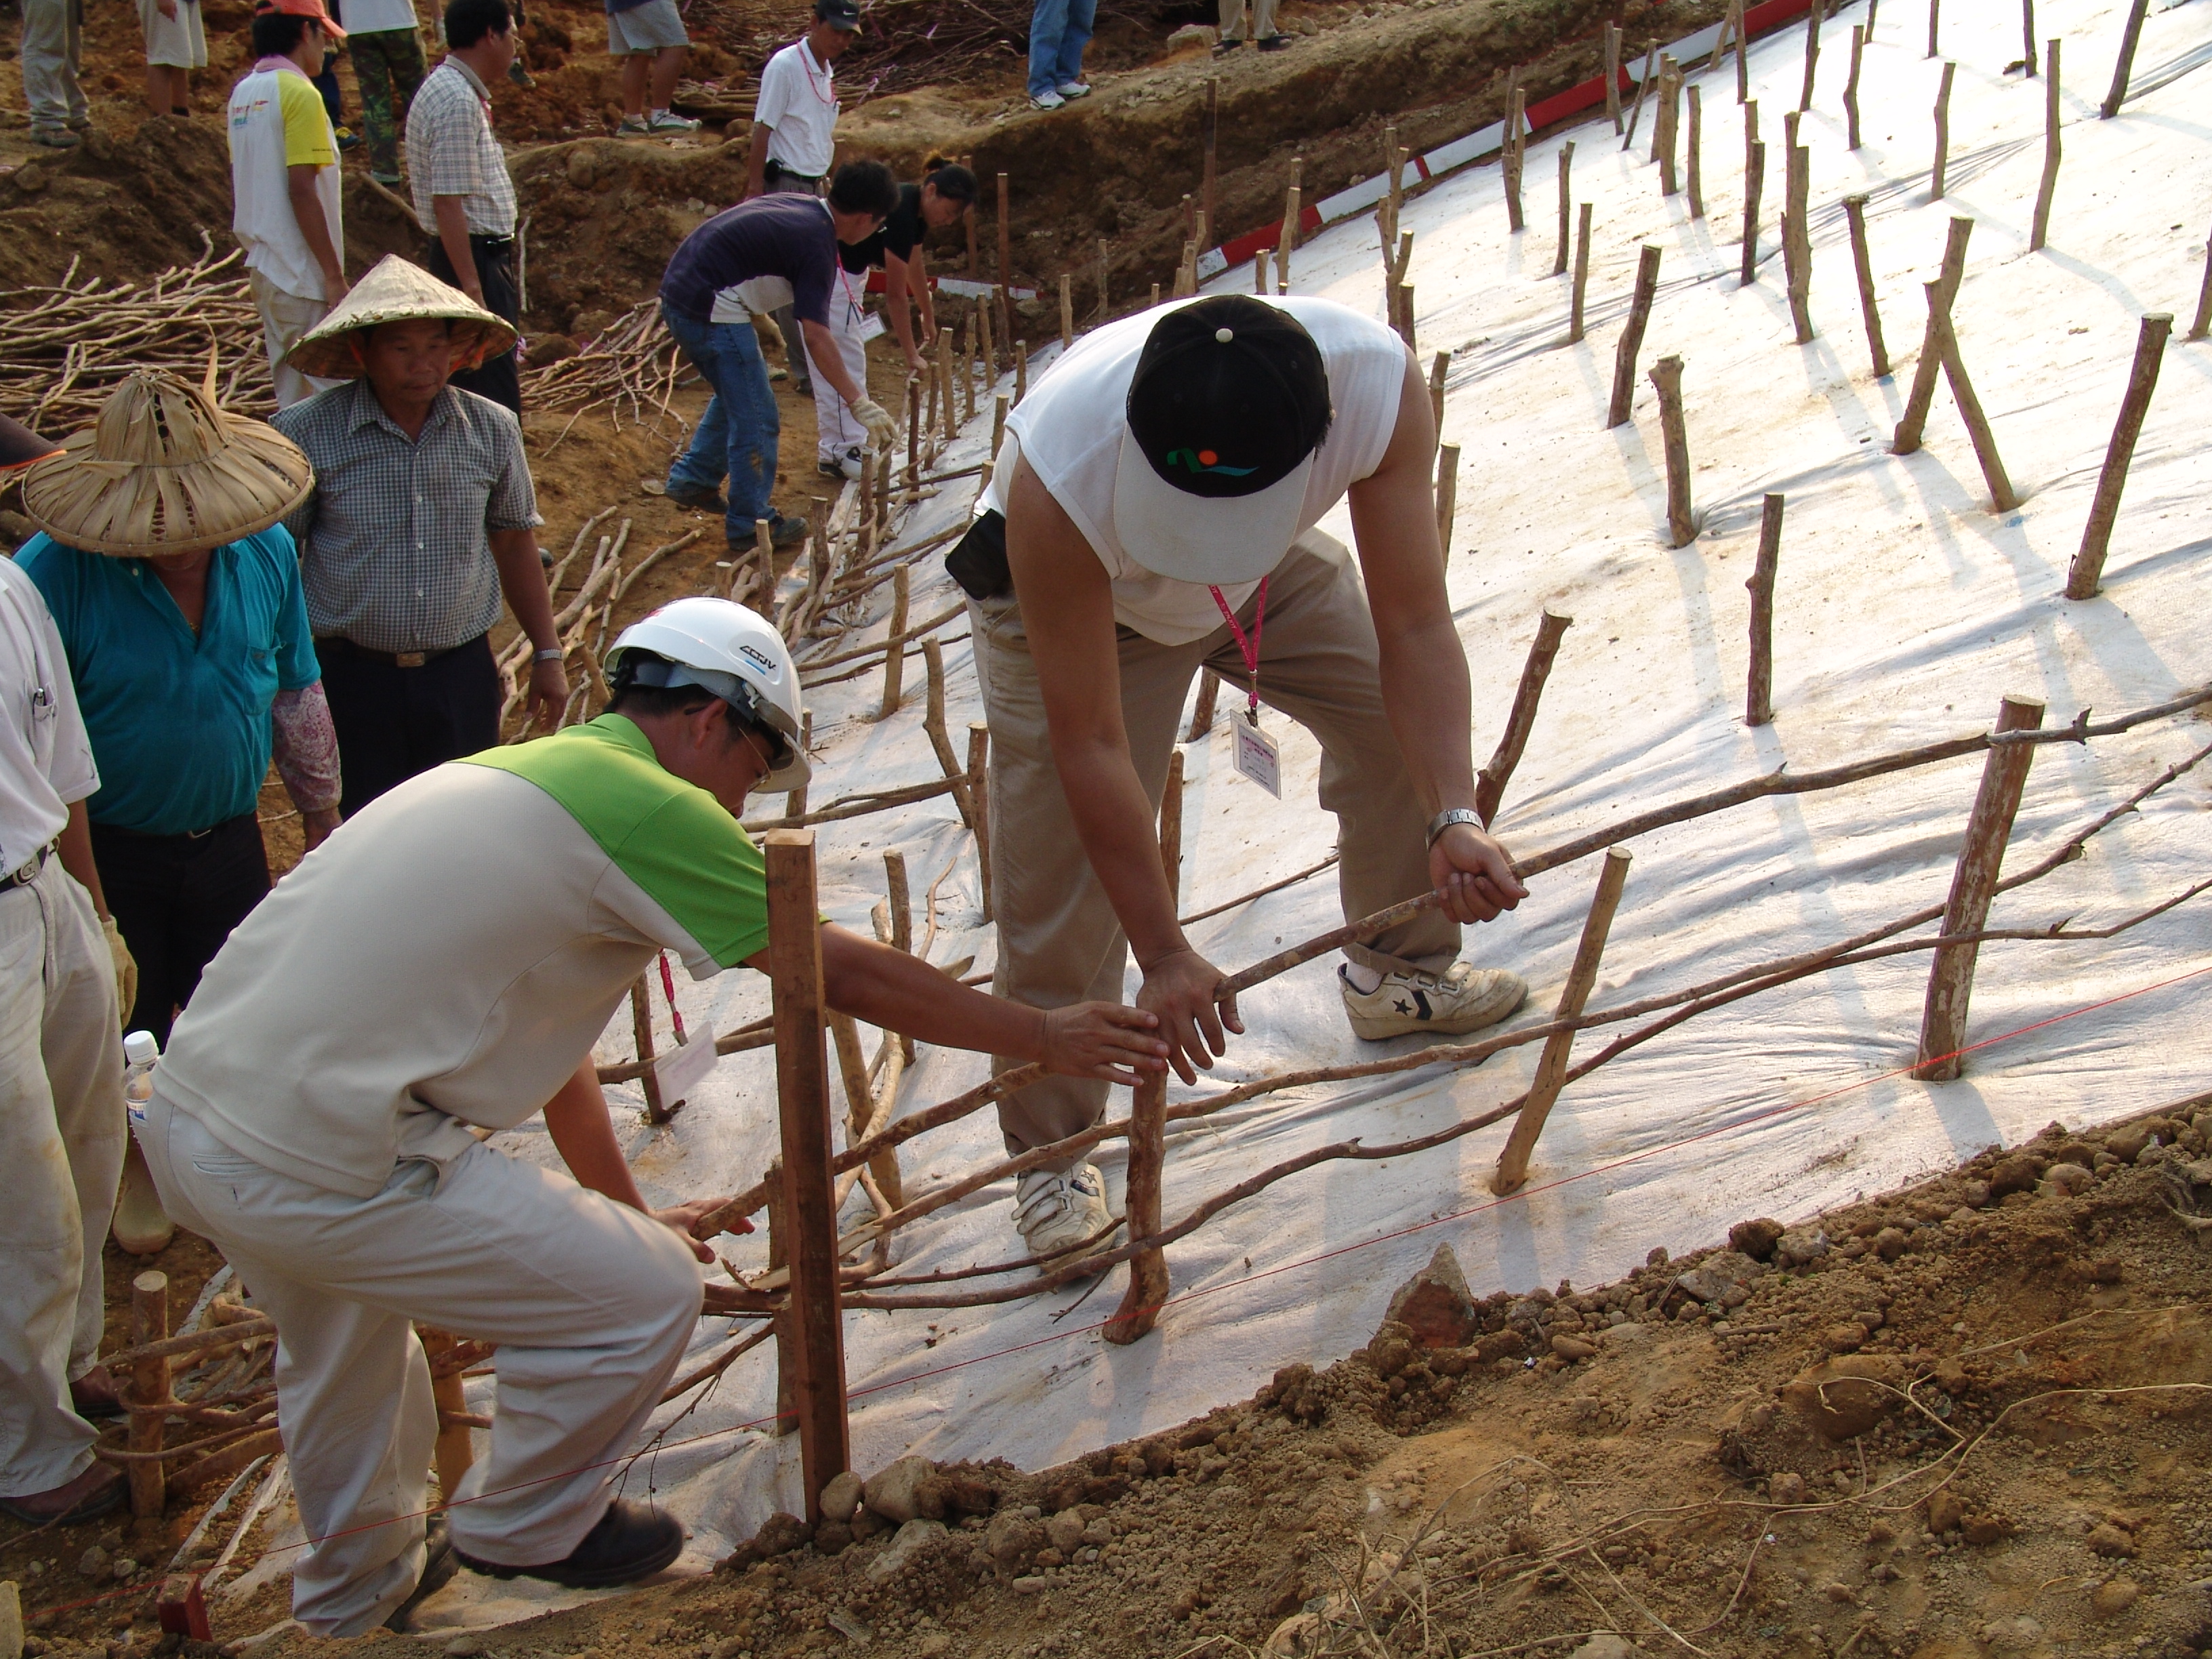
left=838, top=184, right=924, bottom=275
left=661, top=194, right=836, bottom=325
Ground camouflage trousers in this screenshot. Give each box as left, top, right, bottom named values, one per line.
left=349, top=26, right=426, bottom=180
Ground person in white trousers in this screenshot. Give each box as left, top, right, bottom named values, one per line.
left=0, top=422, right=131, bottom=1526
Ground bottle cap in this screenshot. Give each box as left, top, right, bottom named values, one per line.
left=123, top=1030, right=159, bottom=1065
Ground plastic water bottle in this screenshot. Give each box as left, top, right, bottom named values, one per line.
left=123, top=1029, right=159, bottom=1131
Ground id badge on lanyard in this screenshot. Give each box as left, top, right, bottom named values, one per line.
left=1209, top=579, right=1281, bottom=798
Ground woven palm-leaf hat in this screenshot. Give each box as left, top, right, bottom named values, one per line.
left=284, top=253, right=516, bottom=381
left=19, top=368, right=312, bottom=556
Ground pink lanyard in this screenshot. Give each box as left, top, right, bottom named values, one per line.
left=797, top=43, right=838, bottom=106
left=1208, top=578, right=1269, bottom=719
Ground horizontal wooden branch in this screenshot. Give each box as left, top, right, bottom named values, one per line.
left=102, top=1317, right=274, bottom=1371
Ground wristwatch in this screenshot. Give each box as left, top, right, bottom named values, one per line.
left=533, top=647, right=565, bottom=663
left=1425, top=808, right=1483, bottom=847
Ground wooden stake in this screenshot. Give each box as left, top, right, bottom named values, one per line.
left=422, top=1329, right=476, bottom=1506
left=1605, top=21, right=1623, bottom=134
left=1103, top=1068, right=1169, bottom=1345
left=1913, top=695, right=2045, bottom=1082
left=1734, top=0, right=1750, bottom=102
left=1844, top=24, right=1864, bottom=148
left=2029, top=39, right=2061, bottom=252
left=991, top=390, right=1008, bottom=459
left=1253, top=245, right=1270, bottom=295
left=1158, top=747, right=1185, bottom=909
left=632, top=976, right=668, bottom=1122
left=2099, top=0, right=2149, bottom=118
left=751, top=518, right=774, bottom=610
left=2022, top=0, right=2035, bottom=73
left=1504, top=81, right=1526, bottom=232
left=1607, top=244, right=1663, bottom=428
left=905, top=377, right=920, bottom=491
left=1799, top=0, right=1822, bottom=113
left=1096, top=238, right=1110, bottom=322
left=1553, top=141, right=1575, bottom=276
left=922, top=636, right=978, bottom=830
left=976, top=298, right=995, bottom=396
left=784, top=710, right=812, bottom=821
left=1929, top=281, right=2021, bottom=512
left=1435, top=442, right=1459, bottom=563
left=922, top=337, right=939, bottom=444
left=1492, top=848, right=1631, bottom=1195
left=2068, top=311, right=2173, bottom=598
left=1622, top=43, right=1657, bottom=152
left=1648, top=354, right=1695, bottom=547
left=965, top=161, right=979, bottom=273
left=1150, top=282, right=1161, bottom=308
left=763, top=831, right=851, bottom=1516
left=884, top=848, right=912, bottom=957
left=1843, top=195, right=1891, bottom=377
left=1785, top=117, right=1814, bottom=343
left=996, top=172, right=1012, bottom=300
left=1059, top=272, right=1073, bottom=350
left=1279, top=157, right=1303, bottom=294
left=1187, top=669, right=1222, bottom=741
left=1893, top=216, right=1974, bottom=453
left=1685, top=85, right=1704, bottom=218
left=1015, top=340, right=1027, bottom=405
left=1475, top=609, right=1572, bottom=825
left=967, top=721, right=994, bottom=924
left=878, top=565, right=909, bottom=720
left=1926, top=0, right=1939, bottom=59
left=1742, top=140, right=1765, bottom=287
left=1397, top=284, right=1416, bottom=356
left=1569, top=201, right=1594, bottom=342
left=1202, top=78, right=1218, bottom=237
left=1655, top=57, right=1680, bottom=196
left=1930, top=62, right=1956, bottom=201
left=2190, top=216, right=2212, bottom=340
left=1428, top=349, right=1448, bottom=438
left=1746, top=493, right=1784, bottom=726
left=127, top=1269, right=168, bottom=1519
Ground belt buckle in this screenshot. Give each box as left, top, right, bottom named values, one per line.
left=395, top=650, right=427, bottom=668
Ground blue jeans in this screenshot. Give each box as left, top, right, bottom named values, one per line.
left=1027, top=0, right=1093, bottom=97
left=663, top=303, right=779, bottom=541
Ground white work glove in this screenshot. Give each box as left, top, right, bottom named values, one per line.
left=102, top=913, right=138, bottom=1023
left=851, top=396, right=897, bottom=453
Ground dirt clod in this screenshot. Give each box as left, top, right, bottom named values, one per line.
left=2089, top=1578, right=2142, bottom=1617
left=2085, top=1521, right=2137, bottom=1557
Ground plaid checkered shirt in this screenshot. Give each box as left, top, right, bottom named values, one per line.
left=405, top=56, right=517, bottom=237
left=272, top=380, right=540, bottom=655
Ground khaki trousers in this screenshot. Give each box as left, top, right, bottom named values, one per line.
left=0, top=855, right=124, bottom=1498
left=1218, top=0, right=1277, bottom=42
left=972, top=531, right=1458, bottom=1164
left=248, top=270, right=345, bottom=411
left=141, top=1096, right=701, bottom=1637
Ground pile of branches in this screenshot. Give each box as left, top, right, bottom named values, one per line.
left=520, top=299, right=691, bottom=436
left=0, top=237, right=272, bottom=431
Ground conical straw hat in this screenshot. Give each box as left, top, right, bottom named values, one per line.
left=284, top=253, right=516, bottom=381
left=20, top=369, right=312, bottom=556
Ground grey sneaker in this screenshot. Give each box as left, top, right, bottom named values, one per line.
left=615, top=115, right=651, bottom=139
left=1056, top=80, right=1092, bottom=98
left=29, top=127, right=81, bottom=148
left=647, top=110, right=701, bottom=133
left=1014, top=1164, right=1114, bottom=1266
left=1029, top=88, right=1065, bottom=110
left=1339, top=962, right=1527, bottom=1040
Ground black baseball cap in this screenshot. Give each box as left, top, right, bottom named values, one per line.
left=814, top=0, right=861, bottom=28
left=1115, top=295, right=1332, bottom=582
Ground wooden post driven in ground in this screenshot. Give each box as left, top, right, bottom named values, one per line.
left=1569, top=202, right=1594, bottom=342
left=1654, top=58, right=1680, bottom=196
left=1608, top=245, right=1662, bottom=428
left=1104, top=1069, right=1169, bottom=1345
left=1927, top=282, right=2020, bottom=512
left=421, top=1329, right=476, bottom=1504
left=1843, top=195, right=1889, bottom=376
left=631, top=976, right=667, bottom=1121
left=1492, top=848, right=1632, bottom=1195
left=1435, top=443, right=1459, bottom=562
left=1095, top=239, right=1110, bottom=322
left=966, top=721, right=995, bottom=924
left=1799, top=0, right=1822, bottom=112
left=2192, top=217, right=2212, bottom=340
left=878, top=565, right=909, bottom=720
left=763, top=831, right=851, bottom=1516
left=1429, top=350, right=1448, bottom=438
left=1605, top=22, right=1623, bottom=134
left=1279, top=157, right=1303, bottom=295
left=1685, top=86, right=1704, bottom=218
left=1187, top=669, right=1222, bottom=741
left=996, top=173, right=1012, bottom=329
left=1648, top=355, right=1695, bottom=547
left=1930, top=62, right=1956, bottom=201
left=1913, top=697, right=2045, bottom=1081
left=1926, top=0, right=1939, bottom=59
left=1553, top=142, right=1575, bottom=276
left=2068, top=312, right=2173, bottom=599
left=2030, top=39, right=2061, bottom=252
left=1844, top=24, right=1864, bottom=148
left=1504, top=83, right=1527, bottom=232
left=1059, top=273, right=1073, bottom=350
left=1158, top=747, right=1185, bottom=909
left=1746, top=493, right=1784, bottom=726
left=2100, top=0, right=2149, bottom=118
left=1475, top=609, right=1572, bottom=825
left=922, top=636, right=978, bottom=830
left=905, top=379, right=921, bottom=491
left=1894, top=216, right=1974, bottom=453
left=128, top=1270, right=168, bottom=1518
left=884, top=848, right=916, bottom=1062
left=1783, top=115, right=1814, bottom=343
left=1742, top=139, right=1765, bottom=286
left=2022, top=0, right=2035, bottom=73
left=1623, top=43, right=1657, bottom=151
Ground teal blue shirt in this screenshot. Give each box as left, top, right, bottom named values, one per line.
left=17, top=528, right=321, bottom=835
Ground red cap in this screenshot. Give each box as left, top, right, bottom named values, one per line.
left=253, top=0, right=346, bottom=43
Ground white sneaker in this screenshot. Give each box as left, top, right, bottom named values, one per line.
left=1014, top=1163, right=1114, bottom=1265
left=1030, top=88, right=1066, bottom=110
left=816, top=445, right=865, bottom=481
left=1057, top=80, right=1092, bottom=98
left=647, top=110, right=701, bottom=133
left=1339, top=962, right=1528, bottom=1040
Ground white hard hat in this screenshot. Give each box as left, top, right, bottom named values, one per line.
left=605, top=598, right=811, bottom=792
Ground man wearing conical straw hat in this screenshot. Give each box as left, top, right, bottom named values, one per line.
left=274, top=253, right=567, bottom=818
left=0, top=410, right=134, bottom=1530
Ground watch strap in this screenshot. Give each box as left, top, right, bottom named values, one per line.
left=1426, top=807, right=1483, bottom=846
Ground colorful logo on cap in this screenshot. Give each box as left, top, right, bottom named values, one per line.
left=1164, top=447, right=1256, bottom=477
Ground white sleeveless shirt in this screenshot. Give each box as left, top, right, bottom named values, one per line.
left=982, top=295, right=1407, bottom=645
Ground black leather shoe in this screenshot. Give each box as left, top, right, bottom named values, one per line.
left=452, top=1499, right=684, bottom=1589
left=383, top=1519, right=459, bottom=1632
left=665, top=483, right=728, bottom=514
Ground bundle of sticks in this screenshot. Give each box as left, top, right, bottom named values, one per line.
left=520, top=299, right=691, bottom=434
left=0, top=238, right=272, bottom=430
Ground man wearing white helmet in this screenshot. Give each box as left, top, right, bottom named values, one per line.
left=957, top=291, right=1528, bottom=1261
left=133, top=596, right=1164, bottom=1637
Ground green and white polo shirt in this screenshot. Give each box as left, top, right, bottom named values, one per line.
left=157, top=715, right=769, bottom=1197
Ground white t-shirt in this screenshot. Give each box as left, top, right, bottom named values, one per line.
left=0, top=556, right=99, bottom=874
left=226, top=61, right=345, bottom=303
left=983, top=295, right=1407, bottom=645
left=340, top=0, right=419, bottom=33
left=754, top=39, right=838, bottom=178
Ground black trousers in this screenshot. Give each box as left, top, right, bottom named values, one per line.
left=89, top=812, right=271, bottom=1047
left=319, top=634, right=501, bottom=821
left=427, top=233, right=522, bottom=414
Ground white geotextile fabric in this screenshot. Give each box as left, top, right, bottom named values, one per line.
left=390, top=0, right=2212, bottom=1626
